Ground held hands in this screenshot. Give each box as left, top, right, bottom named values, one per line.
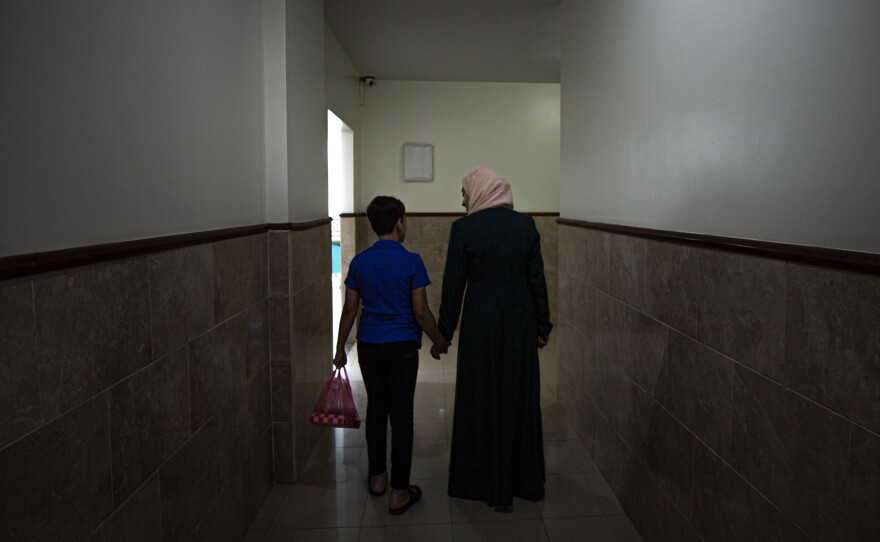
left=430, top=339, right=450, bottom=360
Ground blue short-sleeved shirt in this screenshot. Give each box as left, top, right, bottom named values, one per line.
left=345, top=240, right=431, bottom=344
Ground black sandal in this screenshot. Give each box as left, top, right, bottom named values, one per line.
left=368, top=472, right=386, bottom=497
left=388, top=485, right=422, bottom=516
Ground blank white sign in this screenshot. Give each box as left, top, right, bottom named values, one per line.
left=403, top=143, right=433, bottom=182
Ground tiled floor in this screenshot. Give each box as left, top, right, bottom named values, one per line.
left=243, top=337, right=643, bottom=541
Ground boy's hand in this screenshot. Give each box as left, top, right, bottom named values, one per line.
left=333, top=351, right=347, bottom=368
left=430, top=339, right=450, bottom=359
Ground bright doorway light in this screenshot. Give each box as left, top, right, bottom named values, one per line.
left=328, top=110, right=353, bottom=257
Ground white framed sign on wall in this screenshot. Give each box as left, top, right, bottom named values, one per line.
left=402, top=143, right=434, bottom=182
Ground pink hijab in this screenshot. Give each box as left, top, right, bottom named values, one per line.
left=461, top=166, right=514, bottom=215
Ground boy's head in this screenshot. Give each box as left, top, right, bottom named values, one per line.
left=367, top=196, right=406, bottom=239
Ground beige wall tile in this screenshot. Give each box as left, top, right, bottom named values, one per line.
left=109, top=347, right=190, bottom=504
left=692, top=443, right=812, bottom=542
left=291, top=226, right=330, bottom=295
left=0, top=393, right=113, bottom=541
left=729, top=364, right=850, bottom=541
left=847, top=425, right=880, bottom=541
left=621, top=308, right=668, bottom=401
left=149, top=245, right=214, bottom=360
left=0, top=278, right=40, bottom=448
left=246, top=299, right=269, bottom=381
left=340, top=217, right=356, bottom=280
left=194, top=469, right=246, bottom=541
left=271, top=359, right=293, bottom=424
left=268, top=231, right=290, bottom=297
left=242, top=428, right=274, bottom=526
left=269, top=296, right=291, bottom=362
left=214, top=234, right=268, bottom=323
left=584, top=228, right=611, bottom=292
left=8, top=233, right=274, bottom=541
left=697, top=250, right=787, bottom=381
left=644, top=240, right=699, bottom=337
left=272, top=422, right=295, bottom=483
left=159, top=419, right=221, bottom=542
left=610, top=234, right=645, bottom=309
left=644, top=406, right=695, bottom=520
left=556, top=321, right=582, bottom=421
left=87, top=474, right=162, bottom=542
left=665, top=330, right=734, bottom=459
left=559, top=223, right=877, bottom=542
left=34, top=259, right=152, bottom=421
left=785, top=264, right=880, bottom=434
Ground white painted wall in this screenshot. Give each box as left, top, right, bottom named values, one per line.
left=264, top=0, right=289, bottom=224
left=285, top=0, right=327, bottom=222
left=360, top=81, right=560, bottom=212
left=0, top=0, right=265, bottom=257
left=561, top=0, right=880, bottom=253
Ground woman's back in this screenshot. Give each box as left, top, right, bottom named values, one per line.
left=457, top=208, right=538, bottom=283
left=438, top=206, right=551, bottom=507
left=439, top=208, right=551, bottom=341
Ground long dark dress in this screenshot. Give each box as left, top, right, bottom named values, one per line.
left=438, top=207, right=553, bottom=506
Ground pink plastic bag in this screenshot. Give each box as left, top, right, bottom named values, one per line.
left=310, top=367, right=361, bottom=429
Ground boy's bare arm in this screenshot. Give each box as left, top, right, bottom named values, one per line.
left=411, top=287, right=449, bottom=356
left=333, top=287, right=360, bottom=367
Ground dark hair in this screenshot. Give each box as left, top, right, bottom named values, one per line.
left=367, top=196, right=405, bottom=235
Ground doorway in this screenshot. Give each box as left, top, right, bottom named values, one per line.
left=327, top=110, right=353, bottom=352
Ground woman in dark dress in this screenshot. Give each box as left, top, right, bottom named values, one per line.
left=434, top=166, right=553, bottom=509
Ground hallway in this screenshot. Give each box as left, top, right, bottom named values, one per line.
left=243, top=338, right=642, bottom=541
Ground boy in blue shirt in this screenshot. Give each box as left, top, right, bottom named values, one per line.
left=333, top=196, right=449, bottom=515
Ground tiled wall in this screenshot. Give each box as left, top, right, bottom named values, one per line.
left=269, top=224, right=333, bottom=482
left=0, top=234, right=273, bottom=541
left=344, top=214, right=558, bottom=329
left=557, top=224, right=880, bottom=542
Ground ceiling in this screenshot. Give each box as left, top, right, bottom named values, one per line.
left=324, top=0, right=562, bottom=83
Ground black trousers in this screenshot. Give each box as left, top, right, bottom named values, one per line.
left=357, top=340, right=420, bottom=490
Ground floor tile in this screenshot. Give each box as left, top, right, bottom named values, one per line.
left=418, top=363, right=445, bottom=381
left=444, top=381, right=457, bottom=398
left=541, top=367, right=559, bottom=393
left=241, top=325, right=647, bottom=542
left=414, top=395, right=448, bottom=419
left=413, top=418, right=448, bottom=447
left=451, top=519, right=549, bottom=542
left=262, top=527, right=360, bottom=541
left=315, top=425, right=369, bottom=449
left=271, top=480, right=368, bottom=529
left=417, top=381, right=449, bottom=398
left=539, top=473, right=623, bottom=518
left=300, top=447, right=369, bottom=483
left=358, top=524, right=453, bottom=542
left=542, top=416, right=579, bottom=441
left=543, top=516, right=643, bottom=542
left=449, top=496, right=540, bottom=523
left=410, top=445, right=451, bottom=480
left=544, top=439, right=598, bottom=474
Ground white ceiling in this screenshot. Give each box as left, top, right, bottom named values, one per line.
left=324, top=0, right=561, bottom=83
